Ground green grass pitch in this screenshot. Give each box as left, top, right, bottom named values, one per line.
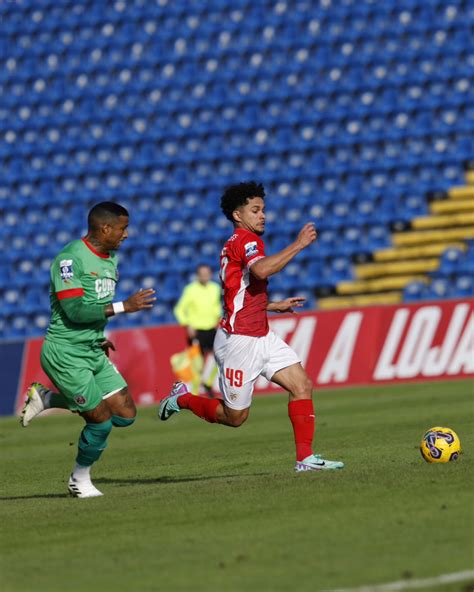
left=1, top=379, right=473, bottom=592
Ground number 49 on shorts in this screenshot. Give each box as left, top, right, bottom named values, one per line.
left=225, top=368, right=243, bottom=388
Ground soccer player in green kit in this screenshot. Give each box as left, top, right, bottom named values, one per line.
left=20, top=202, right=156, bottom=498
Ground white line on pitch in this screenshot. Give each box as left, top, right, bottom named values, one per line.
left=324, top=569, right=474, bottom=592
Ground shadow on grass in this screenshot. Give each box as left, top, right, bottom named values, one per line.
left=0, top=493, right=68, bottom=500
left=94, top=472, right=269, bottom=485
left=0, top=472, right=271, bottom=500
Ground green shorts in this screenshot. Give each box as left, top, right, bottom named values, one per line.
left=40, top=339, right=127, bottom=412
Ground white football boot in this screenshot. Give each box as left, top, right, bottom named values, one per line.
left=68, top=475, right=103, bottom=499
left=295, top=454, right=344, bottom=472
left=20, top=382, right=48, bottom=427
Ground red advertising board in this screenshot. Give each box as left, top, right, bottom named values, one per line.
left=16, top=299, right=473, bottom=412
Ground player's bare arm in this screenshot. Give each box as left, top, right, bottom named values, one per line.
left=250, top=222, right=317, bottom=280
left=267, top=297, right=306, bottom=313
left=104, top=288, right=156, bottom=317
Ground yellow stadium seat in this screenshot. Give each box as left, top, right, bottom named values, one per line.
left=317, top=292, right=402, bottom=310
left=392, top=226, right=474, bottom=247
left=411, top=212, right=474, bottom=230
left=355, top=258, right=439, bottom=280
left=430, top=199, right=474, bottom=215
left=448, top=186, right=474, bottom=200
left=337, top=275, right=428, bottom=295
left=374, top=242, right=466, bottom=262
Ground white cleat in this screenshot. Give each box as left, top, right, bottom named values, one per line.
left=295, top=454, right=345, bottom=472
left=20, top=382, right=48, bottom=427
left=68, top=475, right=103, bottom=499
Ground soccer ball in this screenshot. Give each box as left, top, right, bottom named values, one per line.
left=420, top=427, right=461, bottom=463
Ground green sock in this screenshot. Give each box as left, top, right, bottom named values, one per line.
left=47, top=391, right=70, bottom=410
left=76, top=420, right=113, bottom=467
left=111, top=415, right=136, bottom=428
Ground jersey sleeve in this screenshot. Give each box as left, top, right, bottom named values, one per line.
left=236, top=235, right=266, bottom=269
left=51, top=252, right=85, bottom=300
left=51, top=251, right=106, bottom=323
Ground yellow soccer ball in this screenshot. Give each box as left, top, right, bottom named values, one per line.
left=420, top=427, right=461, bottom=463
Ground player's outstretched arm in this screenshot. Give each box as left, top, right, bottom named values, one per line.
left=105, top=288, right=156, bottom=316
left=267, top=297, right=306, bottom=314
left=250, top=222, right=317, bottom=280
left=59, top=289, right=156, bottom=323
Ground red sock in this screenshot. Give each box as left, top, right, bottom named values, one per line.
left=178, top=393, right=220, bottom=423
left=288, top=399, right=315, bottom=461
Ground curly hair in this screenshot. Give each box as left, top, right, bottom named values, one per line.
left=220, top=181, right=265, bottom=222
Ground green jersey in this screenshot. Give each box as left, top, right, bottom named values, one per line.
left=46, top=238, right=118, bottom=346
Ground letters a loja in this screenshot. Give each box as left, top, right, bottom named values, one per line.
left=374, top=303, right=473, bottom=380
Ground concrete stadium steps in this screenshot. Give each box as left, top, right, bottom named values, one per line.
left=316, top=172, right=473, bottom=310
left=317, top=291, right=402, bottom=310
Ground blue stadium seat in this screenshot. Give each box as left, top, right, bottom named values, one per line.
left=437, top=247, right=466, bottom=275
left=425, top=279, right=451, bottom=300
left=453, top=275, right=473, bottom=297
left=0, top=0, right=473, bottom=338
left=403, top=281, right=427, bottom=302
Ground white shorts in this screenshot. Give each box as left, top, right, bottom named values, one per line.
left=213, top=328, right=301, bottom=410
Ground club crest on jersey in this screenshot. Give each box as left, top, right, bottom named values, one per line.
left=74, top=394, right=87, bottom=405
left=59, top=259, right=74, bottom=281
left=245, top=241, right=259, bottom=258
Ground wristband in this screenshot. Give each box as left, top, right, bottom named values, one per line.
left=112, top=301, right=125, bottom=314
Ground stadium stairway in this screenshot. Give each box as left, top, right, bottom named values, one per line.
left=317, top=167, right=474, bottom=310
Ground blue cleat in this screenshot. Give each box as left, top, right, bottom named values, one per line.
left=158, top=382, right=188, bottom=421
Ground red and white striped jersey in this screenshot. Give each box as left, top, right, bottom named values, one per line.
left=219, top=228, right=269, bottom=337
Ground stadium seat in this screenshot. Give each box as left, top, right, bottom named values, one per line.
left=0, top=0, right=473, bottom=337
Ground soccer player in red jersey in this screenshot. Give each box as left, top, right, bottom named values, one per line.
left=159, top=182, right=344, bottom=471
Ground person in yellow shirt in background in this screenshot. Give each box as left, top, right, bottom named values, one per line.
left=173, top=264, right=222, bottom=394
